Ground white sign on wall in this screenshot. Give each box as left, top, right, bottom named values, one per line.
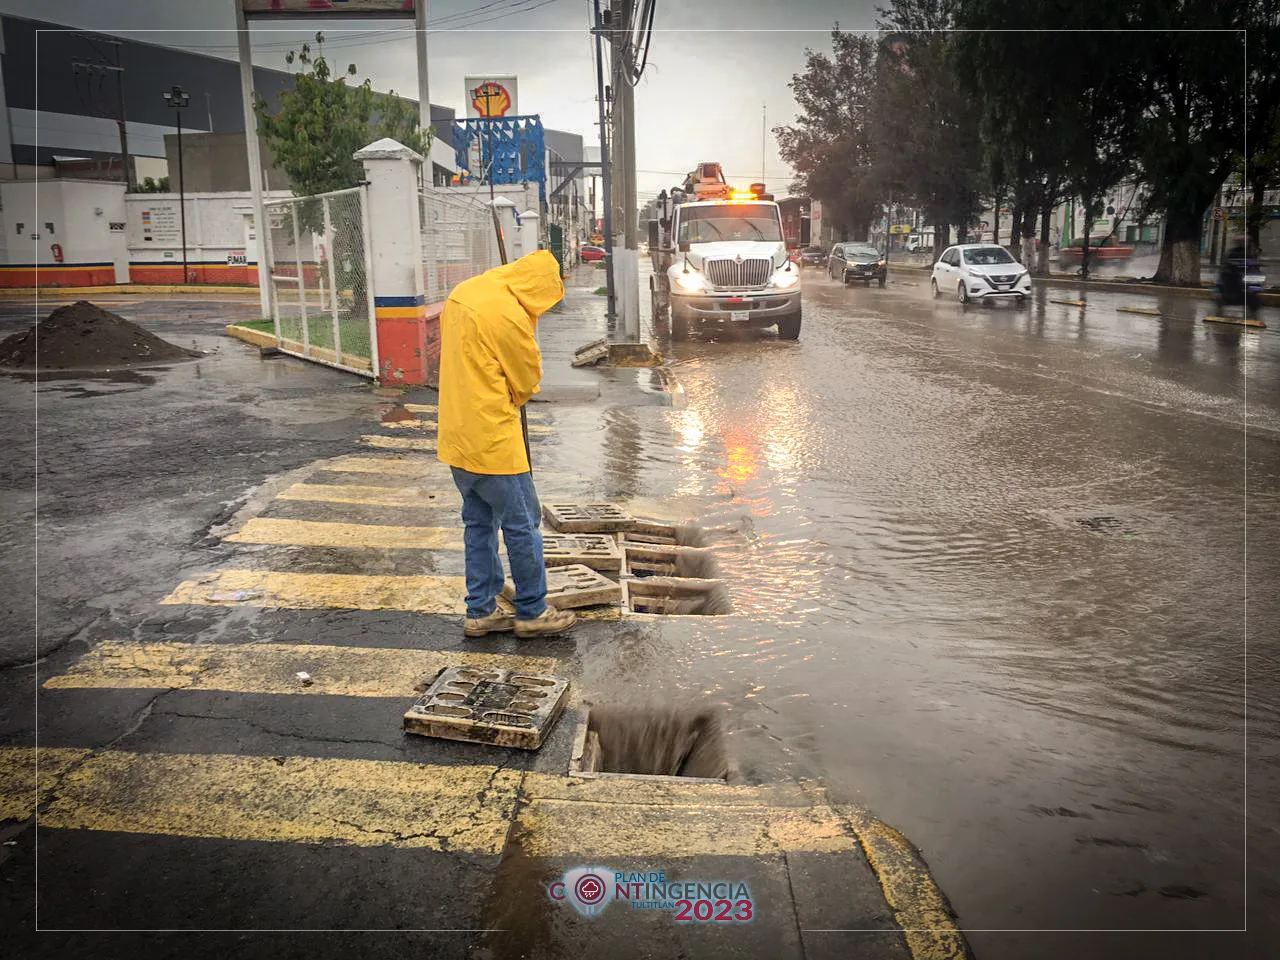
left=140, top=203, right=181, bottom=245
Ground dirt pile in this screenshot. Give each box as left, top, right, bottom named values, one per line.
left=0, top=301, right=199, bottom=371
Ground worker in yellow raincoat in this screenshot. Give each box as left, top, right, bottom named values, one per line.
left=437, top=249, right=577, bottom=638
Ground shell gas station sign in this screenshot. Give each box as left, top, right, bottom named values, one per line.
left=465, top=76, right=519, bottom=119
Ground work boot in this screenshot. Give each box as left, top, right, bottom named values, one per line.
left=464, top=609, right=516, bottom=638
left=514, top=604, right=577, bottom=638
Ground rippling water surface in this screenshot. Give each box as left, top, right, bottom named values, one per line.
left=539, top=278, right=1278, bottom=958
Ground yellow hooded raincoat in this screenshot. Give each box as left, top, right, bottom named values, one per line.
left=437, top=249, right=564, bottom=475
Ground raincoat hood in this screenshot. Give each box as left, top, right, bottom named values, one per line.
left=487, top=249, right=564, bottom=327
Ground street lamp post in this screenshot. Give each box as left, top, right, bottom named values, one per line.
left=162, top=85, right=190, bottom=284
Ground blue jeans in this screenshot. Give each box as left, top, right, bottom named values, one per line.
left=450, top=468, right=548, bottom=620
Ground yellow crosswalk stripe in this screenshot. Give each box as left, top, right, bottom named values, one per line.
left=42, top=641, right=557, bottom=697
left=361, top=435, right=438, bottom=451
left=3, top=748, right=520, bottom=853
left=277, top=482, right=456, bottom=508
left=226, top=517, right=463, bottom=551
left=0, top=747, right=91, bottom=821
left=321, top=456, right=450, bottom=476
left=161, top=569, right=468, bottom=614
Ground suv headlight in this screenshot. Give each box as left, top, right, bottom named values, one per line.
left=675, top=270, right=704, bottom=292
left=772, top=267, right=799, bottom=289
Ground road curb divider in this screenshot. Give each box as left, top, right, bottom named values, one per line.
left=888, top=263, right=1280, bottom=305
left=0, top=284, right=261, bottom=298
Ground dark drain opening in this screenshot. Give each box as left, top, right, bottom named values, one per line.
left=576, top=706, right=730, bottom=780
left=624, top=544, right=721, bottom=580
left=627, top=519, right=707, bottom=548
left=624, top=577, right=733, bottom=615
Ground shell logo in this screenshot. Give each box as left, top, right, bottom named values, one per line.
left=471, top=81, right=512, bottom=118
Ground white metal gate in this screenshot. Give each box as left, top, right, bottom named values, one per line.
left=265, top=186, right=378, bottom=377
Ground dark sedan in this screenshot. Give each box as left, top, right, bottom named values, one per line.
left=797, top=246, right=828, bottom=268
left=828, top=243, right=887, bottom=286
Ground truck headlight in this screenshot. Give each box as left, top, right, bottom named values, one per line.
left=675, top=270, right=704, bottom=292
left=772, top=269, right=799, bottom=289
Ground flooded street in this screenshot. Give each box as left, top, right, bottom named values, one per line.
left=547, top=270, right=1279, bottom=958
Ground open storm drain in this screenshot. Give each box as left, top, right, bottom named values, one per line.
left=572, top=706, right=730, bottom=781
left=623, top=577, right=732, bottom=616
left=404, top=666, right=570, bottom=750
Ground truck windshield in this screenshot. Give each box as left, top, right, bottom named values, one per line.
left=678, top=205, right=783, bottom=244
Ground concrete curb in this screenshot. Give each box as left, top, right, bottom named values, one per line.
left=887, top=264, right=1280, bottom=306
left=0, top=284, right=261, bottom=298
left=225, top=324, right=278, bottom=350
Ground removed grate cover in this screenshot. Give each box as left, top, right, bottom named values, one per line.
left=543, top=502, right=635, bottom=533
left=624, top=577, right=732, bottom=616
left=572, top=705, right=730, bottom=780
left=505, top=563, right=623, bottom=610
left=542, top=533, right=623, bottom=573
left=622, top=543, right=720, bottom=579
left=404, top=666, right=570, bottom=750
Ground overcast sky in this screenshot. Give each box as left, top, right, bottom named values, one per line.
left=1, top=0, right=885, bottom=201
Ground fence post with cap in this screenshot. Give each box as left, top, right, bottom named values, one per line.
left=355, top=137, right=429, bottom=385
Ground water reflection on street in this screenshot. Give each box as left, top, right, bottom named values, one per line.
left=547, top=271, right=1278, bottom=959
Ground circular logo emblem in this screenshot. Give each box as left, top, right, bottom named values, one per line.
left=560, top=866, right=613, bottom=917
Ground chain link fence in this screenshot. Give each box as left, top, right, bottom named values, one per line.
left=419, top=185, right=504, bottom=304
left=265, top=187, right=376, bottom=376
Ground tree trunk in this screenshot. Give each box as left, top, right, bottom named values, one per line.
left=932, top=222, right=948, bottom=263
left=1036, top=201, right=1052, bottom=276
left=1020, top=208, right=1036, bottom=265
left=1153, top=203, right=1204, bottom=286
left=1010, top=202, right=1023, bottom=253
left=1080, top=211, right=1094, bottom=278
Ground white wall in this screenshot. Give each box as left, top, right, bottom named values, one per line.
left=125, top=189, right=294, bottom=265
left=0, top=178, right=127, bottom=267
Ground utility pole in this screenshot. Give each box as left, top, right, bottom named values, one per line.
left=72, top=50, right=134, bottom=190
left=592, top=0, right=616, bottom=326
left=610, top=0, right=639, bottom=340
left=752, top=106, right=762, bottom=186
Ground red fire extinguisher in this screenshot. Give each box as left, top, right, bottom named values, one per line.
left=50, top=243, right=64, bottom=263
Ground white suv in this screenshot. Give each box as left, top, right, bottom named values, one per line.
left=931, top=244, right=1032, bottom=304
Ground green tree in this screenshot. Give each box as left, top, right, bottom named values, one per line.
left=775, top=30, right=884, bottom=241
left=1244, top=0, right=1280, bottom=250
left=872, top=0, right=984, bottom=259
left=255, top=33, right=431, bottom=201
left=1125, top=2, right=1246, bottom=284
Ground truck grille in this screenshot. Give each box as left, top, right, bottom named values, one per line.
left=704, top=258, right=772, bottom=289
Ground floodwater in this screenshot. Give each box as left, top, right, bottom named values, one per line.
left=537, top=270, right=1279, bottom=959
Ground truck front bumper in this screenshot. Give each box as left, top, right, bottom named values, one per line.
left=671, top=289, right=800, bottom=324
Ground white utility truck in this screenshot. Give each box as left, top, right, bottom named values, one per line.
left=649, top=165, right=801, bottom=340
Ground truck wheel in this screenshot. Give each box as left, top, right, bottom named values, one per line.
left=777, top=310, right=802, bottom=340
left=671, top=309, right=690, bottom=341
left=651, top=289, right=667, bottom=328
left=878, top=275, right=886, bottom=288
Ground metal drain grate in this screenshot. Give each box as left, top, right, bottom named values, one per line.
left=404, top=666, right=570, bottom=749
left=506, top=563, right=623, bottom=610
left=542, top=533, right=623, bottom=572
left=543, top=502, right=635, bottom=533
